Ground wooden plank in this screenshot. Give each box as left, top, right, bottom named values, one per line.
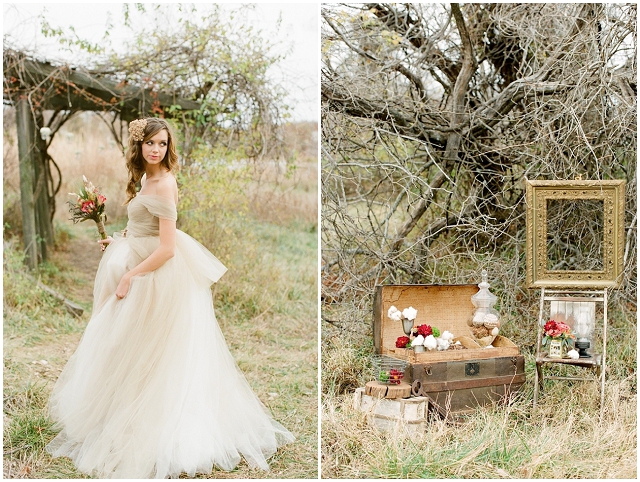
left=7, top=57, right=200, bottom=119
left=373, top=286, right=382, bottom=353
left=15, top=96, right=38, bottom=270
left=394, top=345, right=519, bottom=363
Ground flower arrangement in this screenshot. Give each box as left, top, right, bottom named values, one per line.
left=388, top=305, right=461, bottom=352
left=396, top=324, right=456, bottom=352
left=387, top=305, right=417, bottom=322
left=542, top=320, right=575, bottom=351
left=68, top=176, right=108, bottom=250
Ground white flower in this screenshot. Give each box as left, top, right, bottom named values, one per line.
left=402, top=306, right=418, bottom=321
left=491, top=327, right=500, bottom=336
left=436, top=337, right=450, bottom=351
left=567, top=349, right=579, bottom=360
left=423, top=335, right=437, bottom=350
left=411, top=335, right=425, bottom=347
left=387, top=305, right=402, bottom=321
left=440, top=330, right=454, bottom=341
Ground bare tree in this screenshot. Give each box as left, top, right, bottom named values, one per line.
left=321, top=3, right=636, bottom=323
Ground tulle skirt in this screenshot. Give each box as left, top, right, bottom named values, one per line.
left=46, top=231, right=294, bottom=478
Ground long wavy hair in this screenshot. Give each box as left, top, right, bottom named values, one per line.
left=124, top=118, right=179, bottom=204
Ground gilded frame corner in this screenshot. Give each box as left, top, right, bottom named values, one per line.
left=525, top=179, right=625, bottom=289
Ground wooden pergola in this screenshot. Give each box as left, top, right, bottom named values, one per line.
left=3, top=50, right=200, bottom=269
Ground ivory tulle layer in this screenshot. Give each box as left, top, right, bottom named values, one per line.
left=47, top=196, right=294, bottom=478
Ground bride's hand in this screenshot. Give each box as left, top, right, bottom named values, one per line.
left=98, top=236, right=114, bottom=252
left=115, top=274, right=132, bottom=300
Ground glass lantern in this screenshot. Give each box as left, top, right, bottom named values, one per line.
left=573, top=304, right=596, bottom=358
left=468, top=270, right=501, bottom=333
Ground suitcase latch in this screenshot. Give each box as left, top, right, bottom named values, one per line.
left=465, top=362, right=480, bottom=376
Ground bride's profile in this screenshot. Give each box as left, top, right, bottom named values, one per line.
left=46, top=117, right=294, bottom=478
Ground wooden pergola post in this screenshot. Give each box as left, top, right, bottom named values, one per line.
left=15, top=95, right=38, bottom=270
left=33, top=110, right=53, bottom=259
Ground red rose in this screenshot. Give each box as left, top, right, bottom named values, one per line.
left=416, top=324, right=432, bottom=337
left=396, top=336, right=410, bottom=348
left=81, top=201, right=95, bottom=213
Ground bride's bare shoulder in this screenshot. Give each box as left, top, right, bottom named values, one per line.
left=155, top=174, right=178, bottom=204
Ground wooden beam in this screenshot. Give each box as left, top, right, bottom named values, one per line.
left=15, top=96, right=38, bottom=270
left=5, top=56, right=200, bottom=116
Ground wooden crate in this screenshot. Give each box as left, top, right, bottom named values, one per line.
left=373, top=284, right=525, bottom=416
left=353, top=387, right=429, bottom=434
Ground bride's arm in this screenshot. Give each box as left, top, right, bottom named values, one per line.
left=115, top=217, right=176, bottom=299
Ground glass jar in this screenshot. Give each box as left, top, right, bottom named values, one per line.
left=468, top=270, right=501, bottom=343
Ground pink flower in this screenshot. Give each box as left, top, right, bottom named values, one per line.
left=81, top=201, right=95, bottom=213
left=97, top=194, right=107, bottom=205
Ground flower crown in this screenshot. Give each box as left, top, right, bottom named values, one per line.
left=128, top=119, right=148, bottom=142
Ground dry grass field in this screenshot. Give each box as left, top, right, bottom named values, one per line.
left=3, top=112, right=319, bottom=479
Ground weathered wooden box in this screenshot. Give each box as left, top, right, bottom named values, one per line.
left=373, top=284, right=525, bottom=416
left=353, top=387, right=429, bottom=434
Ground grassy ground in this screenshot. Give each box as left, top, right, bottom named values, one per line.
left=3, top=115, right=318, bottom=479
left=321, top=303, right=637, bottom=479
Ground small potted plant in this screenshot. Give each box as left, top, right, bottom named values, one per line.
left=542, top=320, right=575, bottom=358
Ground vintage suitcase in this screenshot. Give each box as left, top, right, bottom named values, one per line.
left=373, top=284, right=526, bottom=417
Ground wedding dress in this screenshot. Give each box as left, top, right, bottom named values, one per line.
left=47, top=194, right=294, bottom=478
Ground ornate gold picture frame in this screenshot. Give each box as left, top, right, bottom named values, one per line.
left=526, top=179, right=625, bottom=288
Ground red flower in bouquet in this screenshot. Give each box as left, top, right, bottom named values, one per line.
left=81, top=200, right=96, bottom=213
left=414, top=324, right=432, bottom=337
left=395, top=336, right=410, bottom=348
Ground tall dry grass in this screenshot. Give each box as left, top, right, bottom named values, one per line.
left=322, top=375, right=636, bottom=478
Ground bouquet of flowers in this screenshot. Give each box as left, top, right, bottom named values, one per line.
left=395, top=323, right=457, bottom=351
left=68, top=176, right=108, bottom=249
left=542, top=319, right=575, bottom=350
left=387, top=305, right=417, bottom=323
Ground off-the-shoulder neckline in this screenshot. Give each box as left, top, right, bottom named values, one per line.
left=136, top=193, right=177, bottom=204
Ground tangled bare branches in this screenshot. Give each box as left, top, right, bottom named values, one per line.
left=321, top=3, right=636, bottom=324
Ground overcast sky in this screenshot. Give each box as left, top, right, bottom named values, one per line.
left=3, top=3, right=319, bottom=122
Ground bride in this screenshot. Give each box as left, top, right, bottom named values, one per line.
left=46, top=118, right=294, bottom=478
